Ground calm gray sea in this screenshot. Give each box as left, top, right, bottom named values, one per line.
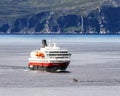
left=0, top=40, right=120, bottom=88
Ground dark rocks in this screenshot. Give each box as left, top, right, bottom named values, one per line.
left=0, top=2, right=120, bottom=34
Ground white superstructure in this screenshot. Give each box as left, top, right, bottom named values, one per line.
left=28, top=39, right=71, bottom=72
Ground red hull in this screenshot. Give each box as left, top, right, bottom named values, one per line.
left=28, top=62, right=70, bottom=72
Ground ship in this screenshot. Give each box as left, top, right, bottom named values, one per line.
left=28, top=39, right=71, bottom=72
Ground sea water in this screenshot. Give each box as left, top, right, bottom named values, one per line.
left=0, top=35, right=120, bottom=96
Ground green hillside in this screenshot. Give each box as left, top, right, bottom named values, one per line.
left=1, top=0, right=119, bottom=34
left=0, top=0, right=104, bottom=18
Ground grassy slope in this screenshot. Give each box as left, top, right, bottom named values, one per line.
left=0, top=0, right=105, bottom=19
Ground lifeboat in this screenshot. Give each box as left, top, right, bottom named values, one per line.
left=28, top=39, right=71, bottom=72
left=36, top=52, right=45, bottom=58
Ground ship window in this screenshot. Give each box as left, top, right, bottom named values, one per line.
left=49, top=51, right=59, bottom=53
left=60, top=51, right=68, bottom=53
left=49, top=51, right=68, bottom=53
left=48, top=54, right=70, bottom=56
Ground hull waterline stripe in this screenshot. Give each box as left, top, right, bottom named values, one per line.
left=28, top=62, right=69, bottom=67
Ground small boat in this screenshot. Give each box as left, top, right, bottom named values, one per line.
left=28, top=39, right=71, bottom=72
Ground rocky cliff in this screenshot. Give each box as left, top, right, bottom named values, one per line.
left=0, top=0, right=119, bottom=34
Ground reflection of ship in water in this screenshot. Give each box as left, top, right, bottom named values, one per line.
left=28, top=39, right=71, bottom=72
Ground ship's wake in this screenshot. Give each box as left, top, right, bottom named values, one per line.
left=0, top=65, right=70, bottom=73
left=0, top=65, right=27, bottom=71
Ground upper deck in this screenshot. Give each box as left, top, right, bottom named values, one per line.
left=30, top=39, right=71, bottom=59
